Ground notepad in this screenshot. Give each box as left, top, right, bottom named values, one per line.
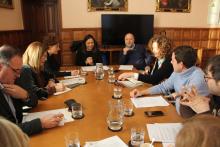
left=119, top=65, right=133, bottom=70
left=53, top=87, right=72, bottom=96
left=22, top=108, right=74, bottom=126
left=84, top=136, right=128, bottom=147
left=81, top=66, right=109, bottom=72
left=60, top=77, right=86, bottom=86
left=146, top=123, right=182, bottom=143
left=131, top=96, right=169, bottom=108
left=117, top=78, right=143, bottom=88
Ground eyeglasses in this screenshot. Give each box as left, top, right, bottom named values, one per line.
left=204, top=75, right=214, bottom=82
left=3, top=63, right=21, bottom=75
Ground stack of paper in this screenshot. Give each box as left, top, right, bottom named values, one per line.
left=22, top=108, right=74, bottom=126
left=131, top=96, right=169, bottom=108
left=119, top=65, right=133, bottom=70
left=84, top=136, right=127, bottom=147
left=54, top=87, right=72, bottom=96
left=60, top=77, right=86, bottom=86
left=81, top=66, right=109, bottom=72
left=117, top=78, right=143, bottom=88
left=146, top=123, right=182, bottom=143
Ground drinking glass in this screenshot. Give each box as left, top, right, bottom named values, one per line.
left=113, top=87, right=122, bottom=99
left=71, top=103, right=83, bottom=119
left=123, top=99, right=134, bottom=116
left=65, top=132, right=80, bottom=147
left=131, top=127, right=145, bottom=146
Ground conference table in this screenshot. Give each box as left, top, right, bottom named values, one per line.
left=29, top=67, right=183, bottom=147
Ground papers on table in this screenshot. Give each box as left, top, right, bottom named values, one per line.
left=81, top=66, right=109, bottom=72
left=131, top=96, right=169, bottom=108
left=146, top=123, right=182, bottom=143
left=53, top=87, right=72, bottom=96
left=117, top=78, right=143, bottom=88
left=22, top=108, right=74, bottom=126
left=64, top=75, right=80, bottom=79
left=162, top=142, right=175, bottom=147
left=60, top=77, right=86, bottom=86
left=84, top=136, right=127, bottom=147
left=119, top=65, right=133, bottom=70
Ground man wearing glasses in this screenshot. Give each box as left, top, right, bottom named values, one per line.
left=0, top=45, right=63, bottom=136
left=180, top=55, right=220, bottom=117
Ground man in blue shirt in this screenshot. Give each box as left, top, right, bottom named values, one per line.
left=119, top=33, right=153, bottom=70
left=130, top=45, right=209, bottom=118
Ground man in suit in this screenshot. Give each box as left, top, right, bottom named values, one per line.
left=0, top=45, right=63, bottom=136
left=119, top=33, right=153, bottom=70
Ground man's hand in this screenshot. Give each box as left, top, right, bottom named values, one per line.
left=130, top=89, right=143, bottom=98
left=55, top=83, right=65, bottom=92
left=85, top=57, right=93, bottom=65
left=3, top=84, right=28, bottom=100
left=118, top=72, right=134, bottom=80
left=40, top=113, right=64, bottom=129
left=123, top=47, right=131, bottom=55
left=180, top=86, right=210, bottom=113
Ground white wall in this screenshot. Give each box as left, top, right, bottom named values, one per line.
left=0, top=0, right=23, bottom=30
left=61, top=0, right=220, bottom=28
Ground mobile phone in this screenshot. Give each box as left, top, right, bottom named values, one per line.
left=144, top=111, right=164, bottom=117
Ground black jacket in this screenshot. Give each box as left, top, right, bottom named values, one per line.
left=0, top=90, right=42, bottom=136
left=138, top=58, right=173, bottom=85
left=119, top=44, right=154, bottom=70
left=44, top=52, right=71, bottom=77
left=75, top=48, right=103, bottom=66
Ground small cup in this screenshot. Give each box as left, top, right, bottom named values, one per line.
left=65, top=132, right=80, bottom=147
left=71, top=103, right=83, bottom=119
left=131, top=127, right=145, bottom=146
left=108, top=74, right=115, bottom=83
left=108, top=67, right=114, bottom=75
left=123, top=99, right=134, bottom=117
left=113, top=87, right=122, bottom=99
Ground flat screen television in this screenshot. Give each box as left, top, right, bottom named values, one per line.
left=101, top=14, right=154, bottom=46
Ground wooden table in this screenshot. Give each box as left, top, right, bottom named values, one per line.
left=30, top=69, right=183, bottom=147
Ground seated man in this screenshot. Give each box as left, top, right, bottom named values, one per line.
left=119, top=33, right=154, bottom=70
left=180, top=55, right=220, bottom=116
left=130, top=45, right=209, bottom=118
left=0, top=45, right=63, bottom=136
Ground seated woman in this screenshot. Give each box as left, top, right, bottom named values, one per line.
left=43, top=36, right=78, bottom=77
left=76, top=34, right=103, bottom=66
left=118, top=35, right=173, bottom=85
left=16, top=41, right=65, bottom=100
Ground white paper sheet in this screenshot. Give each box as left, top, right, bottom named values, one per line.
left=162, top=142, right=175, bottom=147
left=53, top=87, right=72, bottom=96
left=84, top=136, right=127, bottom=147
left=64, top=75, right=80, bottom=79
left=22, top=108, right=74, bottom=126
left=119, top=65, right=133, bottom=70
left=131, top=96, right=169, bottom=108
left=81, top=66, right=109, bottom=72
left=146, top=123, right=182, bottom=143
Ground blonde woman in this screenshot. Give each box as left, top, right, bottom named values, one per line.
left=16, top=41, right=64, bottom=100
left=118, top=35, right=173, bottom=85
left=0, top=117, right=29, bottom=147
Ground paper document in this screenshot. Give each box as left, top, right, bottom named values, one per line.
left=147, top=123, right=182, bottom=143
left=131, top=96, right=169, bottom=108
left=162, top=142, right=175, bottom=147
left=22, top=108, right=74, bottom=126
left=81, top=66, right=109, bottom=72
left=84, top=136, right=127, bottom=147
left=119, top=65, right=133, bottom=70
left=117, top=78, right=143, bottom=88
left=64, top=75, right=80, bottom=79
left=60, top=77, right=86, bottom=86
left=53, top=87, right=72, bottom=96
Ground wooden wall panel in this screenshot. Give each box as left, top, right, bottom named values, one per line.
left=0, top=30, right=32, bottom=53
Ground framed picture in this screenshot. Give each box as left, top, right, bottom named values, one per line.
left=88, top=0, right=128, bottom=11
left=156, top=0, right=191, bottom=13
left=0, top=0, right=13, bottom=9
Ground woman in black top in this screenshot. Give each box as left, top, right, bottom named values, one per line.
left=43, top=36, right=78, bottom=77
left=75, top=34, right=102, bottom=66
left=118, top=35, right=173, bottom=85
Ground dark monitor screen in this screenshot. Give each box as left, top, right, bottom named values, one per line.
left=101, top=14, right=154, bottom=46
